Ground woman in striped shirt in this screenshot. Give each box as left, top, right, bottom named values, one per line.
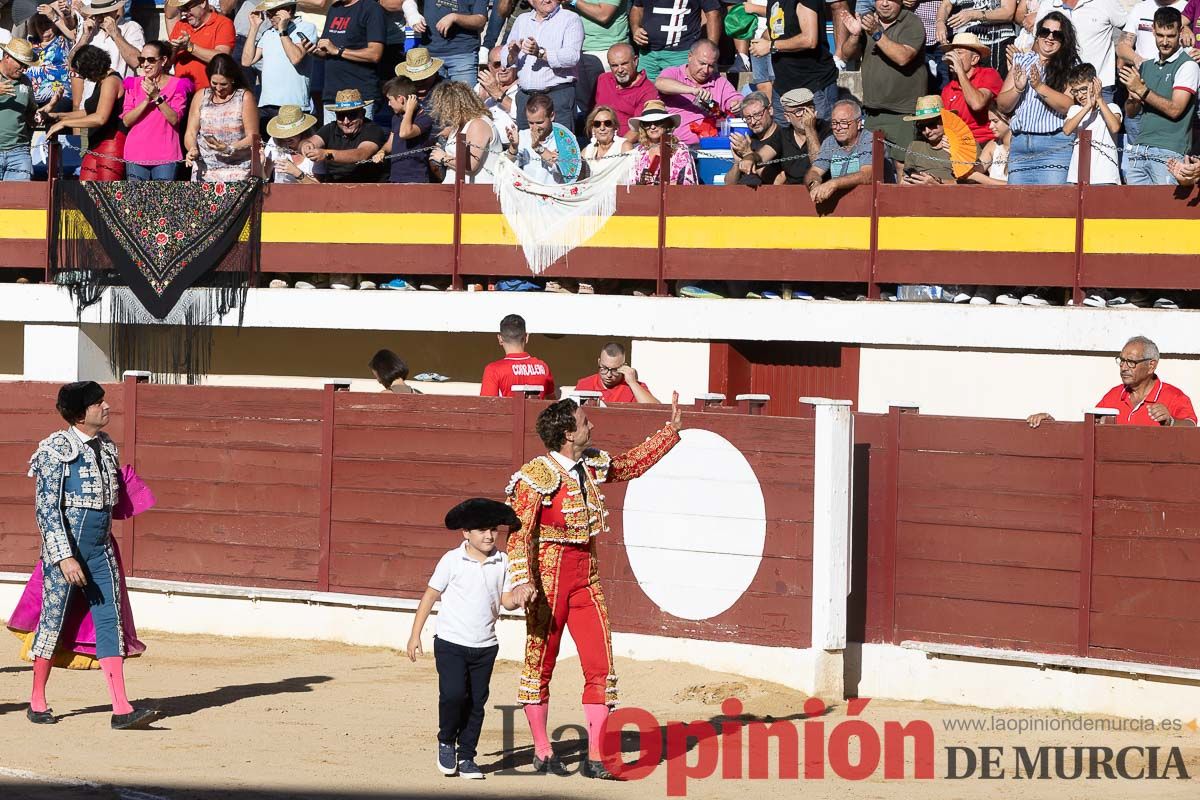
left=995, top=11, right=1079, bottom=184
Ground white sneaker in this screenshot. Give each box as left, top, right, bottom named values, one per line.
left=268, top=278, right=289, bottom=289
left=1082, top=294, right=1107, bottom=308
left=951, top=290, right=972, bottom=304
left=995, top=292, right=1020, bottom=306
left=358, top=280, right=377, bottom=290
left=294, top=280, right=316, bottom=290
left=1153, top=297, right=1179, bottom=309
left=1020, top=293, right=1049, bottom=306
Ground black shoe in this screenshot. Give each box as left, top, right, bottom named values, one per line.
left=111, top=708, right=162, bottom=730
left=531, top=753, right=565, bottom=774
left=582, top=759, right=620, bottom=780
left=27, top=707, right=56, bottom=725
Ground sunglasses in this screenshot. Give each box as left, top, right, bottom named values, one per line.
left=137, top=56, right=163, bottom=64
left=592, top=119, right=615, bottom=128
left=489, top=61, right=503, bottom=67
left=1036, top=27, right=1064, bottom=41
left=916, top=120, right=943, bottom=129
left=335, top=111, right=363, bottom=120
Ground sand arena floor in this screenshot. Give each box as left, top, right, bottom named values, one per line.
left=1, top=632, right=1198, bottom=799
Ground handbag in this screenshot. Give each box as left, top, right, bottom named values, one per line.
left=113, top=464, right=156, bottom=520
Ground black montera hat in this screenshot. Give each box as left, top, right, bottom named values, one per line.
left=445, top=498, right=521, bottom=532
left=56, top=381, right=105, bottom=422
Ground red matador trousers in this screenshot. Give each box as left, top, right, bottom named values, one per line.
left=519, top=539, right=617, bottom=707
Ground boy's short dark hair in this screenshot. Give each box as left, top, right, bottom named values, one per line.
left=1066, top=63, right=1097, bottom=85
left=383, top=76, right=417, bottom=98
left=1153, top=5, right=1182, bottom=28
left=499, top=313, right=527, bottom=343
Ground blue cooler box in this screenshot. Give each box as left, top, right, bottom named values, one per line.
left=695, top=135, right=733, bottom=186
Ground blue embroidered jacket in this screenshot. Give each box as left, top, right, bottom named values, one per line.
left=28, top=429, right=120, bottom=565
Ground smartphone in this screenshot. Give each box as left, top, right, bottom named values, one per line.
left=296, top=31, right=311, bottom=45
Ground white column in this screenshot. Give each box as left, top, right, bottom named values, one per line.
left=22, top=323, right=115, bottom=382
left=801, top=396, right=854, bottom=698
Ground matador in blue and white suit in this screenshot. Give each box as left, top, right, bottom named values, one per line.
left=25, top=381, right=160, bottom=730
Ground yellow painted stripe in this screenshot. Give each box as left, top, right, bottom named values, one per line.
left=462, top=213, right=657, bottom=248
left=879, top=216, right=1076, bottom=253
left=1084, top=219, right=1200, bottom=255
left=668, top=215, right=870, bottom=250
left=0, top=209, right=46, bottom=239
left=261, top=212, right=453, bottom=244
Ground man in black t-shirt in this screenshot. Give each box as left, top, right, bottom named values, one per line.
left=724, top=91, right=785, bottom=185
left=629, top=0, right=721, bottom=79
left=306, top=89, right=388, bottom=182
left=751, top=0, right=838, bottom=122
left=314, top=0, right=386, bottom=122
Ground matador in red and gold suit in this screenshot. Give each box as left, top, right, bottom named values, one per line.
left=505, top=396, right=681, bottom=779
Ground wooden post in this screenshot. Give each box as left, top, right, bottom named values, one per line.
left=867, top=130, right=884, bottom=300
left=802, top=398, right=854, bottom=653
left=735, top=393, right=770, bottom=415
left=1078, top=408, right=1115, bottom=657
left=119, top=371, right=149, bottom=575
left=316, top=382, right=348, bottom=592
left=693, top=392, right=726, bottom=412
left=44, top=137, right=60, bottom=283
left=1072, top=130, right=1091, bottom=307
left=450, top=133, right=467, bottom=291
left=882, top=403, right=919, bottom=643
left=250, top=133, right=262, bottom=179
left=655, top=140, right=670, bottom=297
left=510, top=387, right=541, bottom=473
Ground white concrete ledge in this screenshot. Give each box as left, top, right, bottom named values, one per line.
left=901, top=639, right=1200, bottom=684
left=8, top=284, right=1200, bottom=354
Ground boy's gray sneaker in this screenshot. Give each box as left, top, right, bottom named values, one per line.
left=438, top=743, right=457, bottom=775
left=458, top=759, right=484, bottom=779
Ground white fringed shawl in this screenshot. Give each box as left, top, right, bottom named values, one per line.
left=491, top=153, right=635, bottom=275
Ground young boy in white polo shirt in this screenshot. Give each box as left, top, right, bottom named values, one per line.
left=407, top=498, right=521, bottom=780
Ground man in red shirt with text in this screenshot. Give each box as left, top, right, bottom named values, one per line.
left=1028, top=336, right=1197, bottom=428
left=166, top=0, right=236, bottom=91
left=480, top=314, right=556, bottom=398
left=574, top=342, right=659, bottom=403
left=940, top=33, right=1002, bottom=146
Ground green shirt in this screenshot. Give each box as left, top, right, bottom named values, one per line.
left=1137, top=48, right=1199, bottom=156
left=861, top=9, right=926, bottom=115
left=579, top=0, right=630, bottom=52
left=0, top=75, right=34, bottom=151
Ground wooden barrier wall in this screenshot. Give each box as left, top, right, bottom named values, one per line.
left=4, top=132, right=1199, bottom=300
left=857, top=408, right=1200, bottom=671
left=0, top=381, right=815, bottom=649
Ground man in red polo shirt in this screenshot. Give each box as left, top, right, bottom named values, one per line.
left=481, top=314, right=556, bottom=398
left=166, top=0, right=236, bottom=91
left=1027, top=336, right=1197, bottom=428
left=940, top=34, right=1002, bottom=146
left=574, top=342, right=659, bottom=404
left=594, top=43, right=660, bottom=138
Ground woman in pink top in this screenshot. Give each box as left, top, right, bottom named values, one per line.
left=121, top=41, right=192, bottom=180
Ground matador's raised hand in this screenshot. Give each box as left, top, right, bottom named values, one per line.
left=668, top=391, right=682, bottom=432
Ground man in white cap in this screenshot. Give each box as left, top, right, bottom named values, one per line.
left=242, top=0, right=317, bottom=133
left=0, top=38, right=37, bottom=180
left=75, top=0, right=144, bottom=97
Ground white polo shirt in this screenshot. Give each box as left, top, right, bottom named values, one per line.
left=1123, top=0, right=1186, bottom=62
left=1035, top=0, right=1128, bottom=86
left=429, top=542, right=511, bottom=649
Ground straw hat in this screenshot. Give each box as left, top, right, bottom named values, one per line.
left=1, top=38, right=39, bottom=67
left=255, top=0, right=297, bottom=10
left=946, top=32, right=989, bottom=57
left=328, top=88, right=367, bottom=112
left=165, top=0, right=205, bottom=11
left=903, top=95, right=944, bottom=122
left=395, top=47, right=443, bottom=81
left=82, top=0, right=124, bottom=14
left=629, top=99, right=680, bottom=131
left=266, top=105, right=318, bottom=139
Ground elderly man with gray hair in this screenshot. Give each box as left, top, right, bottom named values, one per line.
left=805, top=98, right=874, bottom=205
left=1027, top=336, right=1197, bottom=428
left=724, top=90, right=784, bottom=185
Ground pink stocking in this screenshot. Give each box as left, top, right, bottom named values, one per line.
left=524, top=703, right=552, bottom=760
left=583, top=703, right=609, bottom=760
left=31, top=657, right=52, bottom=713
left=99, top=657, right=134, bottom=715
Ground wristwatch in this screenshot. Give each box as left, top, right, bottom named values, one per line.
left=337, top=46, right=345, bottom=58
left=153, top=94, right=165, bottom=105
left=871, top=30, right=883, bottom=42
left=324, top=151, right=335, bottom=161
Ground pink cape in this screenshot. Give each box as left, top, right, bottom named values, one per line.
left=7, top=536, right=146, bottom=664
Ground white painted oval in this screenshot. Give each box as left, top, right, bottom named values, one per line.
left=621, top=428, right=767, bottom=620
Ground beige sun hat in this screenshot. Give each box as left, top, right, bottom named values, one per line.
left=903, top=95, right=945, bottom=122
left=255, top=0, right=298, bottom=11
left=1, top=38, right=40, bottom=67
left=395, top=47, right=444, bottom=81
left=628, top=99, right=681, bottom=131
left=328, top=88, right=367, bottom=112
left=947, top=32, right=990, bottom=57
left=82, top=0, right=124, bottom=14
left=266, top=105, right=318, bottom=139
